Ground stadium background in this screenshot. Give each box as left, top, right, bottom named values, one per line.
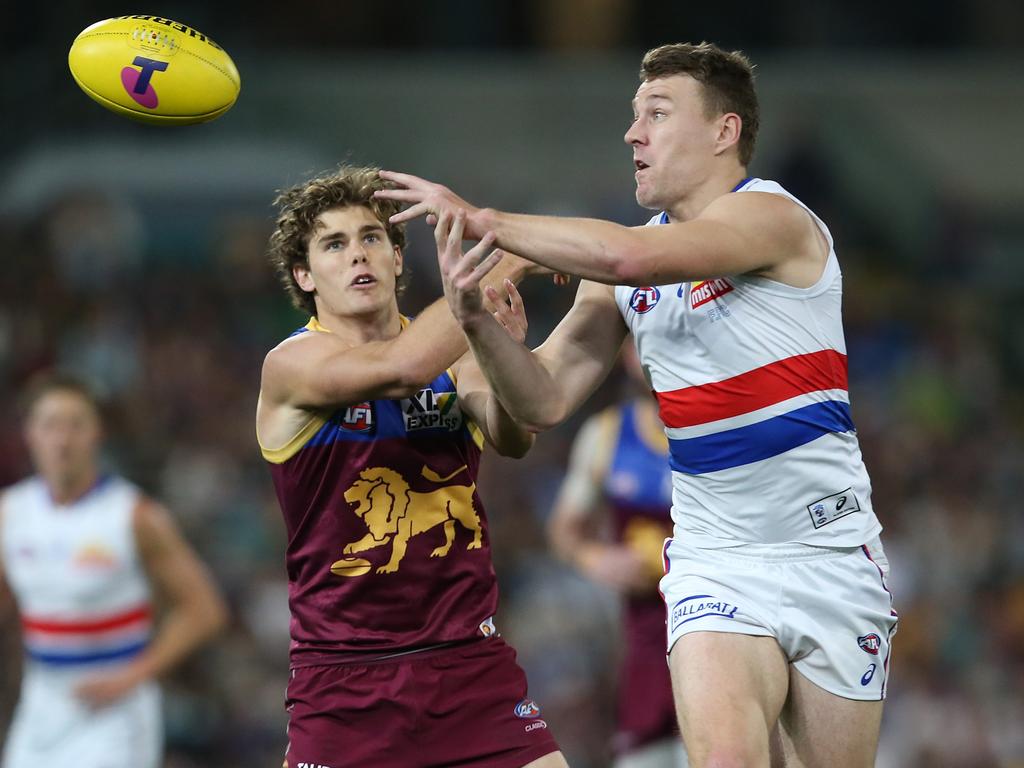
left=2, top=2, right=1024, bottom=766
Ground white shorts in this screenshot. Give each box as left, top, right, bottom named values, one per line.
left=660, top=536, right=898, bottom=701
left=1, top=666, right=162, bottom=768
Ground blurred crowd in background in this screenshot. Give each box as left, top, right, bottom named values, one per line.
left=2, top=1, right=1024, bottom=767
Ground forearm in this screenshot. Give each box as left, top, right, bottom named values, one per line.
left=481, top=392, right=534, bottom=457
left=462, top=313, right=567, bottom=432
left=476, top=208, right=635, bottom=284
left=130, top=598, right=225, bottom=683
left=393, top=257, right=528, bottom=386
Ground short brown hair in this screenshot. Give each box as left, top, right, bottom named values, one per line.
left=640, top=42, right=759, bottom=166
left=268, top=166, right=407, bottom=317
left=20, top=372, right=103, bottom=422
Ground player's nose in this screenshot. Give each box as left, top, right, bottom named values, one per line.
left=624, top=120, right=644, bottom=146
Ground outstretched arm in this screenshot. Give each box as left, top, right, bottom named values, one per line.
left=439, top=223, right=627, bottom=432
left=376, top=171, right=826, bottom=288
left=261, top=213, right=524, bottom=413
left=454, top=279, right=535, bottom=458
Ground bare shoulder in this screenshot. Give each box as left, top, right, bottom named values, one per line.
left=700, top=191, right=828, bottom=286
left=261, top=331, right=332, bottom=402
left=132, top=495, right=176, bottom=536
left=699, top=191, right=810, bottom=244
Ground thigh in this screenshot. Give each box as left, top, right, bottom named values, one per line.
left=771, top=666, right=883, bottom=768
left=522, top=752, right=570, bottom=768
left=614, top=736, right=688, bottom=768
left=670, top=631, right=789, bottom=768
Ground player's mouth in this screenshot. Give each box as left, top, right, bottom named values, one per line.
left=350, top=273, right=377, bottom=289
left=634, top=159, right=650, bottom=176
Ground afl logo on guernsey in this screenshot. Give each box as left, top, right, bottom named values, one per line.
left=341, top=402, right=373, bottom=432
left=629, top=287, right=661, bottom=314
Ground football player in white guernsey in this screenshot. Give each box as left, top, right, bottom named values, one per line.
left=0, top=375, right=227, bottom=768
left=377, top=42, right=898, bottom=768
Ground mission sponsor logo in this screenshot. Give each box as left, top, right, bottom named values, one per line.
left=689, top=278, right=734, bottom=309
left=403, top=387, right=462, bottom=432
left=340, top=402, right=373, bottom=432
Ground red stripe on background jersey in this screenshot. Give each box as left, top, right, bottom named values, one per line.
left=656, top=349, right=848, bottom=429
left=22, top=605, right=151, bottom=634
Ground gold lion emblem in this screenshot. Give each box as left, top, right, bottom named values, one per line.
left=334, top=465, right=482, bottom=575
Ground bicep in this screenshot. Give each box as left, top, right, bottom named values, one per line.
left=624, top=192, right=809, bottom=284
left=534, top=281, right=627, bottom=415
left=263, top=334, right=414, bottom=412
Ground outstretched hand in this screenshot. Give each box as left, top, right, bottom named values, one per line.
left=376, top=171, right=482, bottom=235
left=384, top=170, right=572, bottom=288
left=435, top=210, right=502, bottom=327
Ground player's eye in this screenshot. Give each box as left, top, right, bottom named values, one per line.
left=325, top=240, right=343, bottom=250
left=364, top=233, right=381, bottom=244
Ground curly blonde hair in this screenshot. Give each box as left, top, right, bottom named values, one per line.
left=268, top=166, right=408, bottom=316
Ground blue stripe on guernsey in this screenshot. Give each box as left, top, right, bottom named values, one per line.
left=303, top=369, right=466, bottom=449
left=668, top=400, right=855, bottom=475
left=26, top=639, right=148, bottom=666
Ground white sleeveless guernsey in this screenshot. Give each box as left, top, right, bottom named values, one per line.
left=614, top=178, right=881, bottom=548
left=1, top=475, right=162, bottom=768
left=1, top=475, right=153, bottom=668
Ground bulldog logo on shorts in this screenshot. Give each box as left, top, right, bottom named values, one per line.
left=857, top=633, right=881, bottom=655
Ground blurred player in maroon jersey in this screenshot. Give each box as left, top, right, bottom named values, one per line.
left=549, top=343, right=687, bottom=768
left=257, top=166, right=566, bottom=768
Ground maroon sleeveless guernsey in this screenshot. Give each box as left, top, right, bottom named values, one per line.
left=262, top=320, right=500, bottom=664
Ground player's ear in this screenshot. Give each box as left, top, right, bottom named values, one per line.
left=293, top=261, right=315, bottom=293
left=393, top=247, right=403, bottom=278
left=713, top=112, right=742, bottom=157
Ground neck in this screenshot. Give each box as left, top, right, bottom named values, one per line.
left=46, top=469, right=100, bottom=506
left=664, top=165, right=748, bottom=223
left=312, top=302, right=403, bottom=345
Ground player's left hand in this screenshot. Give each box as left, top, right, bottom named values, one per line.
left=485, top=279, right=528, bottom=344
left=435, top=210, right=502, bottom=327
left=375, top=171, right=484, bottom=236
left=74, top=666, right=144, bottom=708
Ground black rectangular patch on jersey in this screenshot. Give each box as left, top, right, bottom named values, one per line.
left=806, top=488, right=860, bottom=529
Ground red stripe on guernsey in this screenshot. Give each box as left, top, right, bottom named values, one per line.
left=656, top=349, right=848, bottom=429
left=22, top=604, right=151, bottom=634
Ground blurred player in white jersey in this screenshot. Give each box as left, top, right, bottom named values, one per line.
left=378, top=41, right=899, bottom=768
left=0, top=374, right=227, bottom=768
left=548, top=343, right=687, bottom=768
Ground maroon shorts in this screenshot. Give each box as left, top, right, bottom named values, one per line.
left=285, top=637, right=560, bottom=768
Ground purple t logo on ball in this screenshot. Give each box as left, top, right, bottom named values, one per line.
left=121, top=56, right=168, bottom=108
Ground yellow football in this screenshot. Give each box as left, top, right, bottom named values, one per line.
left=68, top=15, right=240, bottom=125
